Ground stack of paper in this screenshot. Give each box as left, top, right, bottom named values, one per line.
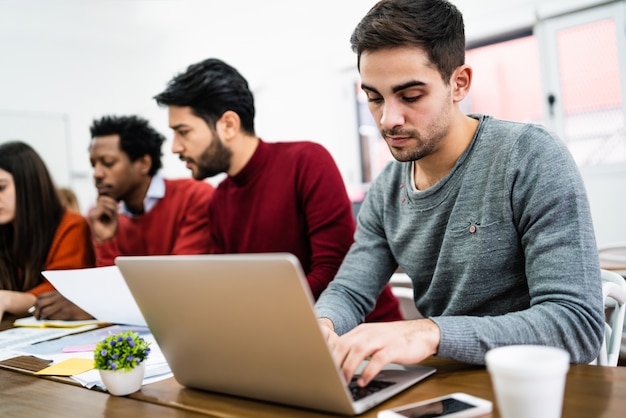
left=4, top=323, right=172, bottom=389
left=0, top=324, right=99, bottom=361
left=0, top=266, right=172, bottom=390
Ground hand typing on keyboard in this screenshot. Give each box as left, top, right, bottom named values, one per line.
left=319, top=319, right=440, bottom=387
left=348, top=377, right=395, bottom=401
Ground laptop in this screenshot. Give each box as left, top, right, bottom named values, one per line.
left=115, top=253, right=435, bottom=415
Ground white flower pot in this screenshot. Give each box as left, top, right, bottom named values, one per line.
left=99, top=361, right=146, bottom=396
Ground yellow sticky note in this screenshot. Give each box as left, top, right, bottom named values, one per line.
left=35, top=358, right=95, bottom=376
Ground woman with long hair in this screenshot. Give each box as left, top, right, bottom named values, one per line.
left=0, top=141, right=95, bottom=321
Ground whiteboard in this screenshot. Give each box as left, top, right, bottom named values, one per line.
left=0, top=111, right=71, bottom=186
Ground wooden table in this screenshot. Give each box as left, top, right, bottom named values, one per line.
left=2, top=315, right=626, bottom=417
left=0, top=369, right=208, bottom=418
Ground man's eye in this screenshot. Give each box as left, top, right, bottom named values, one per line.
left=367, top=96, right=383, bottom=104
left=404, top=95, right=421, bottom=103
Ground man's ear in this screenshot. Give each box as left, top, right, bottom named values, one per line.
left=136, top=154, right=152, bottom=175
left=217, top=110, right=241, bottom=142
left=451, top=64, right=472, bottom=103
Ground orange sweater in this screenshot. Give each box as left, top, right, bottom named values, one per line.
left=27, top=210, right=96, bottom=296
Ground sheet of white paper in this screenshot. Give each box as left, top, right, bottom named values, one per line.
left=0, top=324, right=99, bottom=351
left=42, top=266, right=147, bottom=326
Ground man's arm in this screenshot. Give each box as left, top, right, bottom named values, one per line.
left=315, top=161, right=400, bottom=332
left=89, top=195, right=122, bottom=267
left=433, top=124, right=604, bottom=364
left=34, top=291, right=93, bottom=320
left=297, top=143, right=356, bottom=298
left=169, top=180, right=214, bottom=255
left=317, top=123, right=604, bottom=376
left=88, top=195, right=119, bottom=244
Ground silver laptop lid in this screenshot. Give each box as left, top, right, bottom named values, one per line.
left=116, top=253, right=434, bottom=415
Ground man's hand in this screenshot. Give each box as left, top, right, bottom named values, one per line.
left=88, top=195, right=119, bottom=243
left=330, top=319, right=441, bottom=387
left=318, top=317, right=339, bottom=350
left=34, top=291, right=94, bottom=320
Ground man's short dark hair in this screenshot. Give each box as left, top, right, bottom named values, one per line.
left=90, top=115, right=165, bottom=176
left=350, top=0, right=465, bottom=83
left=154, top=58, right=256, bottom=135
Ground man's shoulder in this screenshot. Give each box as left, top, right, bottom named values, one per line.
left=268, top=140, right=330, bottom=156
left=481, top=116, right=555, bottom=141
left=476, top=116, right=566, bottom=160
left=164, top=177, right=214, bottom=190
left=162, top=178, right=215, bottom=204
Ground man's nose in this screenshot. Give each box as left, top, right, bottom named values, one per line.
left=380, top=101, right=405, bottom=130
left=92, top=164, right=104, bottom=180
left=171, top=137, right=184, bottom=154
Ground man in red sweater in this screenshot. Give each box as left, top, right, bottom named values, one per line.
left=37, top=115, right=215, bottom=315
left=154, top=58, right=401, bottom=322
left=88, top=115, right=214, bottom=266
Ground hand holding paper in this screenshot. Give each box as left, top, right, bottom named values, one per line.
left=42, top=266, right=147, bottom=326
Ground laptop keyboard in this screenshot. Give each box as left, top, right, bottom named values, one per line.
left=349, top=377, right=395, bottom=401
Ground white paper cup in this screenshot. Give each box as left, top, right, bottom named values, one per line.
left=485, top=345, right=570, bottom=418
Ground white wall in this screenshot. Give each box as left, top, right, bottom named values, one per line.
left=0, top=0, right=373, bottom=212
left=0, top=0, right=623, bottom=246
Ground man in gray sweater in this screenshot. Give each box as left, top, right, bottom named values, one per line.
left=315, top=0, right=604, bottom=388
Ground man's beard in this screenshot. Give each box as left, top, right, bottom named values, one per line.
left=193, top=137, right=233, bottom=180
left=382, top=96, right=451, bottom=162
left=382, top=127, right=444, bottom=162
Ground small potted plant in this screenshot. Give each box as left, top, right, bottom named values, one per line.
left=93, top=330, right=151, bottom=396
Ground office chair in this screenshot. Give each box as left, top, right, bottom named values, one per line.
left=389, top=273, right=422, bottom=320
left=591, top=269, right=626, bottom=367
left=598, top=242, right=626, bottom=277
left=390, top=286, right=422, bottom=320
left=389, top=272, right=413, bottom=288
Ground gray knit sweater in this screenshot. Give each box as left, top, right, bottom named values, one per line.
left=315, top=115, right=604, bottom=364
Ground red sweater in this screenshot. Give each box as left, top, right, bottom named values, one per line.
left=208, top=140, right=401, bottom=322
left=28, top=210, right=96, bottom=296
left=96, top=178, right=214, bottom=266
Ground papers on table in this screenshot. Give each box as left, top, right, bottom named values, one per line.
left=0, top=266, right=173, bottom=390
left=42, top=266, right=147, bottom=326
left=72, top=334, right=173, bottom=390
left=12, top=324, right=148, bottom=358
left=35, top=358, right=94, bottom=376
left=0, top=324, right=99, bottom=361
left=40, top=325, right=172, bottom=389
left=0, top=323, right=172, bottom=389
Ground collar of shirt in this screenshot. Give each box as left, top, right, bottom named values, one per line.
left=119, top=172, right=165, bottom=217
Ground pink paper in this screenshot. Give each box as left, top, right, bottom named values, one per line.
left=62, top=344, right=96, bottom=353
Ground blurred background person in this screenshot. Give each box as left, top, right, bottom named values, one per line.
left=0, top=141, right=95, bottom=321
left=88, top=115, right=214, bottom=266
left=57, top=186, right=80, bottom=212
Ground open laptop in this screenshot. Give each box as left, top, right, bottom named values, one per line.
left=115, top=253, right=435, bottom=415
